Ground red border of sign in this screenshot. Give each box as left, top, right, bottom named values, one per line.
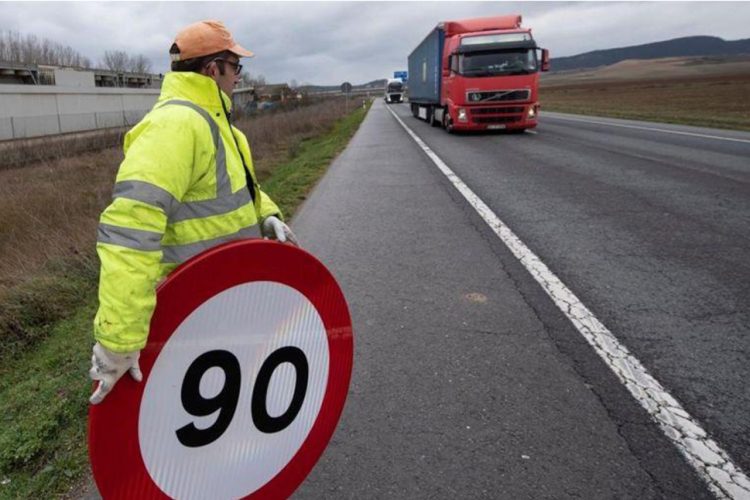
left=89, top=239, right=354, bottom=499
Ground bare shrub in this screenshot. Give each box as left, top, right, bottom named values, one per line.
left=0, top=129, right=126, bottom=170
left=235, top=96, right=351, bottom=180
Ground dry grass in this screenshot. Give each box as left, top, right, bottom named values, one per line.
left=0, top=128, right=126, bottom=170
left=0, top=96, right=353, bottom=367
left=541, top=72, right=750, bottom=131
left=543, top=54, right=750, bottom=86
left=0, top=96, right=352, bottom=345
left=235, top=97, right=355, bottom=181
left=0, top=149, right=118, bottom=292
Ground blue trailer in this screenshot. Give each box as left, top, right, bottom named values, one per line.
left=407, top=28, right=444, bottom=107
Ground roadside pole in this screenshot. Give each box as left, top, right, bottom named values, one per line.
left=341, top=81, right=352, bottom=114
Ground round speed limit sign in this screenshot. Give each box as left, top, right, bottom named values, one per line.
left=89, top=240, right=353, bottom=499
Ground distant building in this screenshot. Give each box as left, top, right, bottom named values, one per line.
left=93, top=69, right=162, bottom=89
left=233, top=86, right=257, bottom=114
left=0, top=61, right=40, bottom=84
left=256, top=83, right=293, bottom=104
left=38, top=65, right=95, bottom=87
left=233, top=83, right=296, bottom=115
left=0, top=60, right=162, bottom=89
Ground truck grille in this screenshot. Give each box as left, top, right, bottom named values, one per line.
left=466, top=89, right=530, bottom=103
left=472, top=107, right=525, bottom=115
left=470, top=105, right=525, bottom=124
left=473, top=116, right=522, bottom=124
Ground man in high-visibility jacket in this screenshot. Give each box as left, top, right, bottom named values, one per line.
left=89, top=20, right=297, bottom=404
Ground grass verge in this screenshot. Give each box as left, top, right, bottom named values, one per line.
left=0, top=300, right=95, bottom=499
left=0, top=99, right=371, bottom=499
left=263, top=101, right=371, bottom=219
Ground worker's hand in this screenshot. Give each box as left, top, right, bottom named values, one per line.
left=261, top=215, right=299, bottom=246
left=89, top=342, right=142, bottom=404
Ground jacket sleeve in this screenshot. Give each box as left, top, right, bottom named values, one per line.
left=232, top=125, right=283, bottom=221
left=94, top=112, right=196, bottom=352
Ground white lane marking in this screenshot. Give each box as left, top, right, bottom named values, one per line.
left=386, top=106, right=750, bottom=500
left=542, top=114, right=750, bottom=144
left=525, top=130, right=538, bottom=135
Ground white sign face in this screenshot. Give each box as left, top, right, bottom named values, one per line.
left=138, top=281, right=329, bottom=500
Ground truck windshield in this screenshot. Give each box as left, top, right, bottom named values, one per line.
left=387, top=82, right=403, bottom=92
left=458, top=49, right=537, bottom=77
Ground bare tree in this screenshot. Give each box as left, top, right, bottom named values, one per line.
left=0, top=29, right=95, bottom=68
left=128, top=54, right=152, bottom=74
left=101, top=50, right=130, bottom=72
left=240, top=72, right=266, bottom=88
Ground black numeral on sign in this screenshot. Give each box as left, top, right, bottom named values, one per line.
left=175, top=347, right=310, bottom=447
left=176, top=350, right=241, bottom=447
left=252, top=346, right=309, bottom=433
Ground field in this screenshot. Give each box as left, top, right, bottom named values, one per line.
left=0, top=97, right=371, bottom=498
left=540, top=55, right=750, bottom=131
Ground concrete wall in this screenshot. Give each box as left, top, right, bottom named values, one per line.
left=0, top=85, right=159, bottom=140
left=54, top=68, right=96, bottom=88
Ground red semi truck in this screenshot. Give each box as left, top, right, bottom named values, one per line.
left=407, top=15, right=549, bottom=132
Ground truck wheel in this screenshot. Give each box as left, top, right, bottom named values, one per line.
left=443, top=111, right=454, bottom=134
left=411, top=104, right=419, bottom=118
left=430, top=108, right=441, bottom=127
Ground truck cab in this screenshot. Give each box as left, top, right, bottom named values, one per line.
left=384, top=78, right=404, bottom=104
left=408, top=15, right=550, bottom=133
left=443, top=26, right=547, bottom=131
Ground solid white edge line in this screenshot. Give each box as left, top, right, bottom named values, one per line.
left=386, top=105, right=750, bottom=500
left=543, top=114, right=750, bottom=144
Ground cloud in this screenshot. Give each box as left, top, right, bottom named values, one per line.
left=0, top=1, right=748, bottom=85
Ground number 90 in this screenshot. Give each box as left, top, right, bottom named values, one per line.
left=175, top=347, right=309, bottom=448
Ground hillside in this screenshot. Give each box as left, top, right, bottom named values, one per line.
left=542, top=54, right=750, bottom=86
left=552, top=36, right=750, bottom=72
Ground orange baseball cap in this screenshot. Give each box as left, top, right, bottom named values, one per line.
left=171, top=20, right=253, bottom=61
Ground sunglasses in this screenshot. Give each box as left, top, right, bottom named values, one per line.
left=213, top=58, right=243, bottom=75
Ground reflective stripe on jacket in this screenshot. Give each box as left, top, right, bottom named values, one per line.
left=94, top=72, right=281, bottom=352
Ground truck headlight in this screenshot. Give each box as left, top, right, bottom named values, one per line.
left=458, top=108, right=468, bottom=122
left=527, top=106, right=537, bottom=119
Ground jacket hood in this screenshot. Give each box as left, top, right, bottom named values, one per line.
left=158, top=72, right=233, bottom=113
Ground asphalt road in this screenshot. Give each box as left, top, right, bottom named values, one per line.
left=291, top=101, right=749, bottom=498
left=82, top=103, right=747, bottom=499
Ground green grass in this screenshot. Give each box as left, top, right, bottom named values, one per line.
left=0, top=258, right=98, bottom=370
left=0, top=100, right=371, bottom=499
left=262, top=101, right=371, bottom=219
left=0, top=300, right=94, bottom=499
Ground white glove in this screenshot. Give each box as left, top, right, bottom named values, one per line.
left=261, top=215, right=299, bottom=246
left=89, top=342, right=142, bottom=404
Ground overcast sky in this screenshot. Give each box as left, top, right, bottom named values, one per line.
left=1, top=1, right=749, bottom=86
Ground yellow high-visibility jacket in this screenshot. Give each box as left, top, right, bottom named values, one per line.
left=94, top=71, right=281, bottom=352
